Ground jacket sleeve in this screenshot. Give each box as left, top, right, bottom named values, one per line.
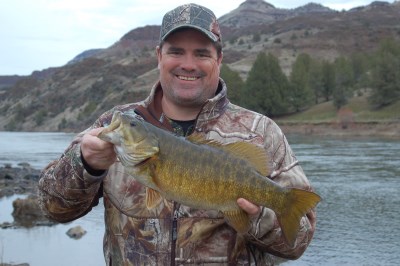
left=38, top=124, right=106, bottom=223
left=244, top=118, right=318, bottom=260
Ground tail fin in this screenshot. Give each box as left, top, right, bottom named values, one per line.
left=276, top=188, right=321, bottom=247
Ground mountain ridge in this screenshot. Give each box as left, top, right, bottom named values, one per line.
left=1, top=0, right=399, bottom=132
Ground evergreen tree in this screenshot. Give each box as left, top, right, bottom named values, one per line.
left=289, top=53, right=314, bottom=111
left=308, top=60, right=323, bottom=104
left=350, top=52, right=370, bottom=90
left=220, top=64, right=244, bottom=105
left=244, top=52, right=289, bottom=117
left=333, top=57, right=354, bottom=109
left=321, top=61, right=336, bottom=102
left=369, top=38, right=400, bottom=108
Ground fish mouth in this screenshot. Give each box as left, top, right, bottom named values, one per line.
left=97, top=112, right=123, bottom=143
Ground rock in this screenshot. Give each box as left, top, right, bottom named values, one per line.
left=0, top=221, right=14, bottom=229
left=11, top=195, right=48, bottom=227
left=66, top=225, right=87, bottom=239
left=0, top=166, right=41, bottom=198
left=17, top=162, right=32, bottom=169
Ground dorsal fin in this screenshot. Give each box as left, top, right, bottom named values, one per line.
left=223, top=141, right=272, bottom=176
left=187, top=133, right=272, bottom=176
left=186, top=132, right=217, bottom=146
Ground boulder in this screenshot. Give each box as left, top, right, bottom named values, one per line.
left=66, top=225, right=87, bottom=239
left=12, top=195, right=47, bottom=227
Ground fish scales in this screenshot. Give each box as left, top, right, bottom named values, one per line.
left=98, top=111, right=321, bottom=247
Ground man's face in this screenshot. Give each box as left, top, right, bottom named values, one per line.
left=156, top=28, right=223, bottom=109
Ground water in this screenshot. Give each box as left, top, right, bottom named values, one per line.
left=0, top=131, right=75, bottom=169
left=1, top=132, right=400, bottom=265
left=283, top=135, right=400, bottom=266
left=0, top=132, right=105, bottom=266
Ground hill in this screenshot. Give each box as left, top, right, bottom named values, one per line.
left=276, top=94, right=400, bottom=138
left=0, top=0, right=399, bottom=132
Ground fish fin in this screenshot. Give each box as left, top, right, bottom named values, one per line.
left=223, top=142, right=272, bottom=176
left=186, top=132, right=217, bottom=146
left=145, top=187, right=163, bottom=210
left=276, top=188, right=321, bottom=247
left=187, top=133, right=272, bottom=176
left=223, top=209, right=251, bottom=234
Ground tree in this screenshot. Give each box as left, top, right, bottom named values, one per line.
left=333, top=57, right=354, bottom=109
left=289, top=53, right=314, bottom=111
left=350, top=52, right=370, bottom=90
left=368, top=38, right=400, bottom=108
left=321, top=61, right=336, bottom=102
left=308, top=60, right=323, bottom=104
left=220, top=64, right=244, bottom=105
left=244, top=52, right=290, bottom=117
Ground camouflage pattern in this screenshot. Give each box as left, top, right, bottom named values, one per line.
left=38, top=79, right=317, bottom=265
left=160, top=3, right=221, bottom=42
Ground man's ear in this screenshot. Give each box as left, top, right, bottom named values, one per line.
left=218, top=51, right=223, bottom=66
left=156, top=46, right=162, bottom=69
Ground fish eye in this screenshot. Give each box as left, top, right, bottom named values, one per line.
left=130, top=121, right=136, bottom=127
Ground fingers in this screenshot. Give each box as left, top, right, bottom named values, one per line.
left=81, top=128, right=117, bottom=170
left=86, top=127, right=104, bottom=137
left=237, top=198, right=261, bottom=216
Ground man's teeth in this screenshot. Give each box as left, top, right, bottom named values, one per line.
left=178, top=75, right=198, bottom=81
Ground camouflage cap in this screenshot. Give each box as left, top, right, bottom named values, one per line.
left=160, top=3, right=221, bottom=43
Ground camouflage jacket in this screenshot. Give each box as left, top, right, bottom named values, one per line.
left=38, top=79, right=317, bottom=265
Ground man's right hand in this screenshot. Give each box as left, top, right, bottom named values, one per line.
left=81, top=127, right=117, bottom=171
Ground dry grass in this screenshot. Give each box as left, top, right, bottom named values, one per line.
left=277, top=95, right=400, bottom=123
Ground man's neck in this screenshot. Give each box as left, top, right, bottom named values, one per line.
left=161, top=97, right=201, bottom=121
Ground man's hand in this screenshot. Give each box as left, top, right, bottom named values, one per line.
left=237, top=198, right=261, bottom=217
left=81, top=127, right=116, bottom=171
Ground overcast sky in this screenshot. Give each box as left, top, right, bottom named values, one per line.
left=0, top=0, right=388, bottom=75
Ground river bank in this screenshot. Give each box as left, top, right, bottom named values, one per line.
left=279, top=121, right=400, bottom=139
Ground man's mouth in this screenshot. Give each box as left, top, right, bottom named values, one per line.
left=177, top=75, right=199, bottom=81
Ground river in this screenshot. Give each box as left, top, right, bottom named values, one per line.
left=1, top=132, right=399, bottom=265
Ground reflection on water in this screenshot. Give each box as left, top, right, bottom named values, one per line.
left=1, top=132, right=400, bottom=265
left=0, top=196, right=105, bottom=266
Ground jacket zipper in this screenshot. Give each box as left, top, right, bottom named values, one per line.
left=171, top=201, right=178, bottom=266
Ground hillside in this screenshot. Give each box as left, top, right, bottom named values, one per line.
left=277, top=95, right=400, bottom=138
left=1, top=0, right=399, bottom=132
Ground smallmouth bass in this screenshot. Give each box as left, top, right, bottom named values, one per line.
left=98, top=111, right=321, bottom=247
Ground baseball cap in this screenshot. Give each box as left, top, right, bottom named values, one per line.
left=160, top=3, right=222, bottom=43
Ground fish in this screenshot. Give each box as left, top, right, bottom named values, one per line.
left=98, top=111, right=321, bottom=247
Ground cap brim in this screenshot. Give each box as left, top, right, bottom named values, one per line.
left=161, top=25, right=219, bottom=42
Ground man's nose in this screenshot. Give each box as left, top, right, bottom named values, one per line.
left=180, top=55, right=197, bottom=71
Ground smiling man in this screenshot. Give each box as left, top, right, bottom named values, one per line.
left=39, top=3, right=318, bottom=265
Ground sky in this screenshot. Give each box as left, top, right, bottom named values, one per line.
left=0, top=0, right=388, bottom=75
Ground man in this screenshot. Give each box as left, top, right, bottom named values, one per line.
left=38, top=3, right=317, bottom=265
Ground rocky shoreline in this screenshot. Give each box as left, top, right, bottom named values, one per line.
left=0, top=163, right=40, bottom=197
left=0, top=164, right=90, bottom=266
left=0, top=164, right=55, bottom=229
